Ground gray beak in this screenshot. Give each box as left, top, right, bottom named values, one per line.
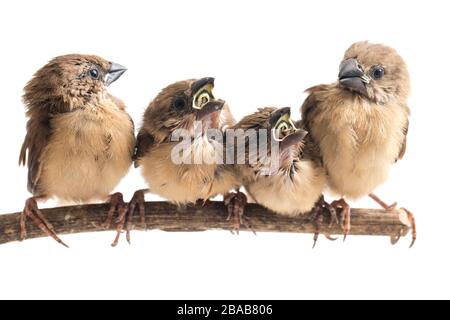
left=269, top=107, right=291, bottom=128
left=105, top=62, right=127, bottom=86
left=196, top=99, right=225, bottom=120
left=280, top=129, right=308, bottom=151
left=338, top=58, right=369, bottom=96
left=192, top=77, right=215, bottom=94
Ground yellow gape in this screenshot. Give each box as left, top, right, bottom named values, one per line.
left=192, top=83, right=215, bottom=110
left=272, top=113, right=299, bottom=142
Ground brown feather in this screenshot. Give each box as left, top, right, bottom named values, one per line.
left=138, top=79, right=238, bottom=205
left=133, top=129, right=155, bottom=167
left=234, top=108, right=326, bottom=216
left=397, top=117, right=409, bottom=161
left=300, top=42, right=411, bottom=200
left=19, top=54, right=134, bottom=201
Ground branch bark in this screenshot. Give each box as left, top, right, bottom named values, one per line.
left=0, top=201, right=411, bottom=246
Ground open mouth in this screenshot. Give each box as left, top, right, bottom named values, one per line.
left=272, top=113, right=298, bottom=142
left=192, top=78, right=225, bottom=130
left=268, top=108, right=308, bottom=168
left=192, top=79, right=215, bottom=111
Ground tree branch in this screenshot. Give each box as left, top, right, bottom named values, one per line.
left=0, top=201, right=411, bottom=246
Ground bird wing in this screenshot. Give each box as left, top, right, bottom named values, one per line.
left=300, top=85, right=328, bottom=130
left=298, top=85, right=331, bottom=166
left=397, top=118, right=409, bottom=162
left=108, top=93, right=135, bottom=157
left=108, top=93, right=136, bottom=158
left=107, top=93, right=126, bottom=111
left=19, top=115, right=52, bottom=195
left=133, top=129, right=155, bottom=168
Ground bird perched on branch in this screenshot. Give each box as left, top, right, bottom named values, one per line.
left=300, top=41, right=415, bottom=245
left=19, top=54, right=135, bottom=247
left=128, top=78, right=243, bottom=238
left=232, top=107, right=334, bottom=245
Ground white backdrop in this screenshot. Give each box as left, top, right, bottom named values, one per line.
left=0, top=0, right=448, bottom=299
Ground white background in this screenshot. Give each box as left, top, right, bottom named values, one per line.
left=0, top=0, right=448, bottom=299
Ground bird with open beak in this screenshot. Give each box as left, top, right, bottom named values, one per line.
left=300, top=41, right=415, bottom=246
left=232, top=107, right=333, bottom=244
left=19, top=54, right=135, bottom=247
left=128, top=78, right=241, bottom=240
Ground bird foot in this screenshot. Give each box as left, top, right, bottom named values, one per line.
left=196, top=199, right=212, bottom=207
left=401, top=207, right=416, bottom=248
left=331, top=198, right=351, bottom=241
left=20, top=197, right=68, bottom=248
left=369, top=194, right=416, bottom=247
left=111, top=190, right=147, bottom=247
left=391, top=208, right=417, bottom=249
left=310, top=196, right=339, bottom=248
left=102, top=192, right=125, bottom=229
left=224, top=191, right=254, bottom=235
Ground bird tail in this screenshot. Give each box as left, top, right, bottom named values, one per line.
left=19, top=138, right=28, bottom=166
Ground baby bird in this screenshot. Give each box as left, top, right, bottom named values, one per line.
left=128, top=78, right=241, bottom=237
left=19, top=54, right=135, bottom=247
left=300, top=41, right=415, bottom=245
left=232, top=107, right=333, bottom=243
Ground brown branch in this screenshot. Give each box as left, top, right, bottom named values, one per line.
left=0, top=201, right=411, bottom=246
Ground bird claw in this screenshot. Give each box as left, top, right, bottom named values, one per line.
left=330, top=199, right=351, bottom=242
left=20, top=197, right=69, bottom=248
left=322, top=201, right=339, bottom=227
left=310, top=205, right=322, bottom=249
left=325, top=235, right=338, bottom=241
left=224, top=191, right=254, bottom=235
left=369, top=194, right=416, bottom=247
left=387, top=202, right=398, bottom=210
left=196, top=199, right=211, bottom=207
left=390, top=233, right=401, bottom=245
left=401, top=207, right=416, bottom=248
left=310, top=196, right=340, bottom=248
left=111, top=190, right=147, bottom=247
left=111, top=204, right=128, bottom=247
left=102, top=192, right=124, bottom=230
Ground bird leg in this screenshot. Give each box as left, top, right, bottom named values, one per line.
left=224, top=190, right=253, bottom=235
left=124, top=189, right=147, bottom=243
left=20, top=197, right=68, bottom=248
left=111, top=189, right=148, bottom=247
left=368, top=193, right=397, bottom=210
left=310, top=196, right=339, bottom=248
left=368, top=193, right=416, bottom=247
left=331, top=198, right=351, bottom=241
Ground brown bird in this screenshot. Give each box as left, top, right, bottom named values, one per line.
left=232, top=107, right=334, bottom=244
left=300, top=41, right=416, bottom=245
left=19, top=54, right=135, bottom=247
left=128, top=78, right=242, bottom=236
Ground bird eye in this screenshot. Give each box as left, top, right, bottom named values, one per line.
left=173, top=98, right=187, bottom=110
left=371, top=66, right=385, bottom=80
left=89, top=68, right=99, bottom=79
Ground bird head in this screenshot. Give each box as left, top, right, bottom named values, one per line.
left=338, top=41, right=410, bottom=104
left=143, top=77, right=226, bottom=143
left=24, top=54, right=127, bottom=111
left=234, top=107, right=308, bottom=174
